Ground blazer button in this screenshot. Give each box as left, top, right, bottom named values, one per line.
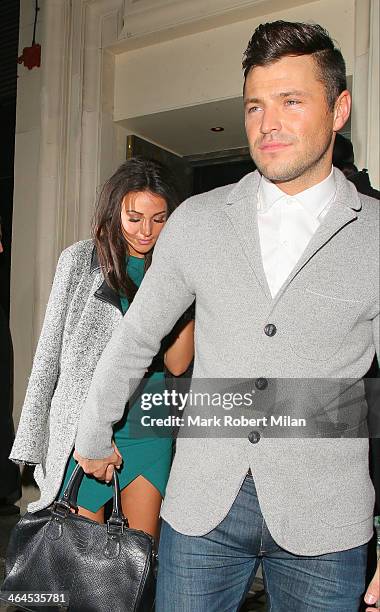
left=248, top=430, right=261, bottom=444
left=264, top=323, right=277, bottom=337
left=255, top=377, right=268, bottom=390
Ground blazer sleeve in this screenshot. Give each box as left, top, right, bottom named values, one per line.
left=75, top=208, right=195, bottom=458
left=10, top=247, right=76, bottom=465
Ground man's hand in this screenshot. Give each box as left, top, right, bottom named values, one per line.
left=73, top=442, right=122, bottom=483
left=364, top=560, right=379, bottom=611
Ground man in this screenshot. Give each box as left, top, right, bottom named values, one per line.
left=74, top=22, right=379, bottom=611
left=0, top=217, right=21, bottom=514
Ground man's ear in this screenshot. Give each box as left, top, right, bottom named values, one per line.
left=333, top=90, right=351, bottom=132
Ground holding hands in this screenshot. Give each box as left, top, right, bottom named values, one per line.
left=73, top=442, right=122, bottom=483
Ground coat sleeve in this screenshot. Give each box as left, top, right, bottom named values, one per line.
left=75, top=208, right=195, bottom=459
left=10, top=247, right=76, bottom=465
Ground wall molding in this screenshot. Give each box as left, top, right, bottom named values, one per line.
left=31, top=0, right=124, bottom=339
left=118, top=0, right=319, bottom=50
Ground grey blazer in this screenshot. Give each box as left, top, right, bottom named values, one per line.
left=10, top=240, right=125, bottom=511
left=76, top=169, right=379, bottom=556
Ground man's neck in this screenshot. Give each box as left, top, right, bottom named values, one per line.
left=271, top=165, right=333, bottom=196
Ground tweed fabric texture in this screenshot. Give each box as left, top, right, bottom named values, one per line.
left=10, top=240, right=124, bottom=512
left=76, top=169, right=379, bottom=555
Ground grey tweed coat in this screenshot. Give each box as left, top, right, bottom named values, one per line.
left=10, top=240, right=125, bottom=512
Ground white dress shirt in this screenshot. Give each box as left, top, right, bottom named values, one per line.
left=257, top=168, right=336, bottom=297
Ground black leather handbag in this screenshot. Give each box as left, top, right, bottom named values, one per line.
left=1, top=464, right=157, bottom=611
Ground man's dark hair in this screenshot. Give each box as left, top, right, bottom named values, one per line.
left=332, top=133, right=358, bottom=177
left=242, top=21, right=347, bottom=110
left=333, top=133, right=355, bottom=167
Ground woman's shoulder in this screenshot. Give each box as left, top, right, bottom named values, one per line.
left=58, top=239, right=94, bottom=268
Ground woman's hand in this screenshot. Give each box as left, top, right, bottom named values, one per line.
left=364, top=560, right=379, bottom=611
left=111, top=441, right=123, bottom=465
left=73, top=443, right=122, bottom=483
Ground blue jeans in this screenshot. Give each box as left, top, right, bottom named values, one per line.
left=156, top=474, right=367, bottom=611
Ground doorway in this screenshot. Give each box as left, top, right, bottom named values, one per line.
left=127, top=135, right=255, bottom=200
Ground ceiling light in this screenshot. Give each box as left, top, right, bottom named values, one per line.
left=210, top=126, right=224, bottom=132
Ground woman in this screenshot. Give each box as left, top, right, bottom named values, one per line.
left=10, top=157, right=194, bottom=538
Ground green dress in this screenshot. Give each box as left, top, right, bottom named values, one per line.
left=60, top=256, right=173, bottom=512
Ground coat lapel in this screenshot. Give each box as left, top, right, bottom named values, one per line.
left=223, top=168, right=362, bottom=306
left=271, top=169, right=362, bottom=303
left=90, top=247, right=123, bottom=313
left=224, top=171, right=272, bottom=300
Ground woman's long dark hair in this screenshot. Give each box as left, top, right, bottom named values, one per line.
left=92, top=156, right=179, bottom=301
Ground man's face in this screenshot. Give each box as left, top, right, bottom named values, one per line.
left=244, top=55, right=348, bottom=192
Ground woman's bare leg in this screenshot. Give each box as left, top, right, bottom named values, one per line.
left=120, top=476, right=162, bottom=538
left=74, top=474, right=162, bottom=533
left=77, top=505, right=105, bottom=523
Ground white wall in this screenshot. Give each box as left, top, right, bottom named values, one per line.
left=11, top=0, right=45, bottom=421
left=11, top=0, right=126, bottom=424
left=115, top=0, right=355, bottom=121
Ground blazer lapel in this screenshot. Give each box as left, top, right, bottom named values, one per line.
left=271, top=169, right=362, bottom=302
left=90, top=247, right=123, bottom=313
left=224, top=171, right=272, bottom=300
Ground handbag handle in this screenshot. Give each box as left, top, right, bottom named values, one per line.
left=53, top=463, right=128, bottom=533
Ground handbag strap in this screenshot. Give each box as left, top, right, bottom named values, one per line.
left=62, top=463, right=85, bottom=504
left=53, top=463, right=128, bottom=533
left=108, top=469, right=128, bottom=534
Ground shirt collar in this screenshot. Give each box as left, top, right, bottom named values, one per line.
left=258, top=167, right=336, bottom=219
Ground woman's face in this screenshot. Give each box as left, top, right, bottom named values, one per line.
left=121, top=191, right=168, bottom=258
